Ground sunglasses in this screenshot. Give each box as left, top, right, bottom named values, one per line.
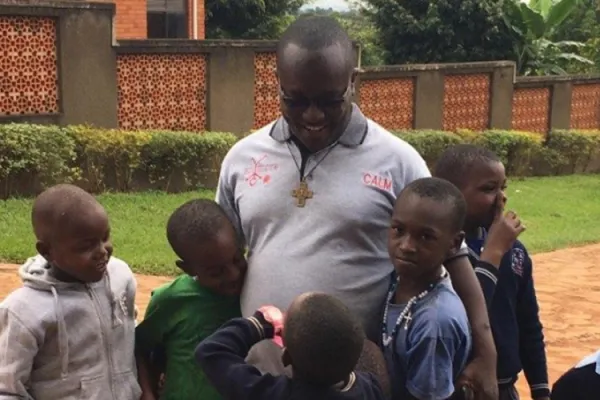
left=278, top=82, right=352, bottom=111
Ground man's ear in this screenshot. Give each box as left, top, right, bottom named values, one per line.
left=282, top=347, right=292, bottom=367
left=36, top=240, right=51, bottom=260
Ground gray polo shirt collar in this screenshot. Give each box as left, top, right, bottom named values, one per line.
left=269, top=103, right=368, bottom=147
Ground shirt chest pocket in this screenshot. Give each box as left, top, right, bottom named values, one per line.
left=30, top=376, right=105, bottom=400
left=31, top=373, right=142, bottom=400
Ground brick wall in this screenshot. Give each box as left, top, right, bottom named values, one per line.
left=0, top=16, right=59, bottom=116
left=253, top=52, right=279, bottom=128
left=90, top=0, right=206, bottom=39
left=117, top=53, right=207, bottom=130
left=187, top=0, right=205, bottom=39
left=112, top=0, right=146, bottom=39
left=512, top=87, right=551, bottom=133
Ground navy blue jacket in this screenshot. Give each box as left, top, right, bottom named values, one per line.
left=467, top=228, right=550, bottom=399
left=195, top=315, right=385, bottom=400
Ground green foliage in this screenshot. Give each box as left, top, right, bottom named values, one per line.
left=141, top=130, right=237, bottom=192
left=0, top=124, right=77, bottom=198
left=545, top=129, right=600, bottom=174
left=363, top=0, right=519, bottom=65
left=1, top=124, right=599, bottom=200
left=205, top=0, right=306, bottom=39
left=503, top=0, right=594, bottom=75
left=551, top=0, right=599, bottom=42
left=394, top=130, right=463, bottom=168
left=463, top=129, right=544, bottom=176
left=66, top=126, right=151, bottom=193
left=395, top=128, right=600, bottom=177
left=550, top=0, right=600, bottom=74
left=0, top=124, right=237, bottom=199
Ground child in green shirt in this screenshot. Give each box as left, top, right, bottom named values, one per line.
left=135, top=199, right=247, bottom=400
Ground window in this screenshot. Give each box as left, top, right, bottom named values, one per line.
left=147, top=0, right=188, bottom=39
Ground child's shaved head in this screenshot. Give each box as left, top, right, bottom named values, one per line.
left=32, top=184, right=112, bottom=283
left=283, top=292, right=365, bottom=386
left=32, top=184, right=103, bottom=241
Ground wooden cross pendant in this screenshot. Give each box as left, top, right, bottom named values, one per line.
left=292, top=180, right=313, bottom=208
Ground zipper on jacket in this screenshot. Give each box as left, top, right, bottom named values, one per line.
left=87, top=285, right=116, bottom=398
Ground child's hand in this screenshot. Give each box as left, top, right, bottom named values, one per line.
left=482, top=206, right=525, bottom=268
left=453, top=385, right=474, bottom=400
left=257, top=305, right=284, bottom=336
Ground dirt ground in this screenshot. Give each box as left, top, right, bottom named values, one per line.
left=2, top=243, right=600, bottom=399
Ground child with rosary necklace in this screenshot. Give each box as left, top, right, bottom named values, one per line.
left=382, top=177, right=473, bottom=400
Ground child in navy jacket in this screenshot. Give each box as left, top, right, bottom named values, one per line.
left=435, top=145, right=550, bottom=400
left=195, top=292, right=385, bottom=399
left=552, top=350, right=600, bottom=400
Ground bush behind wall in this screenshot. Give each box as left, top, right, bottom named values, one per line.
left=0, top=124, right=599, bottom=199
left=397, top=129, right=600, bottom=176
left=0, top=124, right=237, bottom=199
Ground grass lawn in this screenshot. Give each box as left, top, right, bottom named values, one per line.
left=1, top=175, right=599, bottom=276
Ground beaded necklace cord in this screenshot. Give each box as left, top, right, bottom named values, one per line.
left=381, top=269, right=448, bottom=347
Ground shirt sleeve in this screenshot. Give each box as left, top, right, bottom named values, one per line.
left=135, top=290, right=167, bottom=354
left=0, top=307, right=37, bottom=399
left=215, top=154, right=246, bottom=247
left=195, top=317, right=287, bottom=399
left=516, top=247, right=550, bottom=399
left=474, top=260, right=499, bottom=310
left=404, top=308, right=469, bottom=400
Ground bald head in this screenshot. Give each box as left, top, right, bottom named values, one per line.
left=32, top=184, right=105, bottom=242
left=277, top=16, right=355, bottom=73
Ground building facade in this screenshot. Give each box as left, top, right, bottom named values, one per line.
left=110, top=0, right=205, bottom=39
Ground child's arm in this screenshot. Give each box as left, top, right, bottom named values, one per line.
left=0, top=308, right=37, bottom=399
left=516, top=247, right=550, bottom=400
left=472, top=259, right=499, bottom=310
left=355, top=339, right=391, bottom=399
left=195, top=311, right=286, bottom=400
left=136, top=354, right=160, bottom=400
left=477, top=209, right=526, bottom=309
left=444, top=256, right=498, bottom=400
left=135, top=293, right=168, bottom=400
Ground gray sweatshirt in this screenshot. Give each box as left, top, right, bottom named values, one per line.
left=0, top=255, right=141, bottom=400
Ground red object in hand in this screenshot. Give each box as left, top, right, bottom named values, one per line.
left=258, top=305, right=285, bottom=346
left=272, top=335, right=284, bottom=347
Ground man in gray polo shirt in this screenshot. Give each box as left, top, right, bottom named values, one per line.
left=216, top=16, right=498, bottom=400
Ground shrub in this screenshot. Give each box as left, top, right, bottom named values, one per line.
left=0, top=124, right=598, bottom=199
left=546, top=130, right=600, bottom=174
left=398, top=129, right=545, bottom=176
left=0, top=124, right=77, bottom=199
left=394, top=130, right=463, bottom=169
left=141, top=130, right=238, bottom=192
left=0, top=124, right=238, bottom=199
left=471, top=130, right=545, bottom=177
left=66, top=126, right=151, bottom=193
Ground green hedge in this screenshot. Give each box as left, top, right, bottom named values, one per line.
left=1, top=124, right=599, bottom=199
left=395, top=129, right=600, bottom=176
left=0, top=124, right=237, bottom=199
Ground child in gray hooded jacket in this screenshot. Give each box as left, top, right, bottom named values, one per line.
left=0, top=184, right=141, bottom=400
